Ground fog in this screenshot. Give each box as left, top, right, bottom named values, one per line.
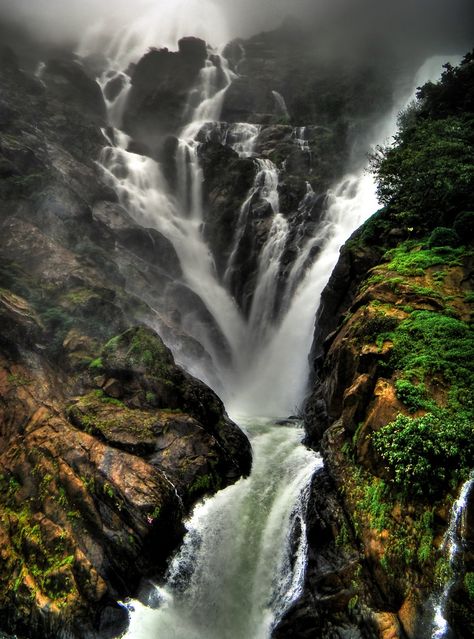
left=0, top=0, right=472, bottom=59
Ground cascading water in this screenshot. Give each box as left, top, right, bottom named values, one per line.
left=431, top=474, right=474, bottom=639
left=122, top=421, right=322, bottom=639
left=79, top=10, right=461, bottom=632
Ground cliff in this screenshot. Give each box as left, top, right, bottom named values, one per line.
left=296, top=53, right=474, bottom=639
left=0, top=45, right=251, bottom=638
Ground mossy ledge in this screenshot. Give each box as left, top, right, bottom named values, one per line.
left=0, top=315, right=250, bottom=638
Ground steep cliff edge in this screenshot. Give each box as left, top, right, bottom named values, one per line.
left=0, top=46, right=251, bottom=638
left=298, top=53, right=474, bottom=639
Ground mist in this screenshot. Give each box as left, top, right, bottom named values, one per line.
left=0, top=0, right=471, bottom=61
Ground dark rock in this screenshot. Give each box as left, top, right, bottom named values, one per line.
left=0, top=46, right=19, bottom=73
left=43, top=58, right=106, bottom=123
left=103, top=73, right=127, bottom=102
left=97, top=604, right=129, bottom=639
left=273, top=469, right=378, bottom=639
left=123, top=38, right=208, bottom=148
left=117, top=226, right=182, bottom=279
left=178, top=37, right=207, bottom=64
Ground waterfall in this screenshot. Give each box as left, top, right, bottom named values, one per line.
left=226, top=173, right=379, bottom=418
left=122, top=421, right=322, bottom=639
left=431, top=474, right=474, bottom=639
left=271, top=91, right=290, bottom=119
left=77, top=15, right=462, bottom=631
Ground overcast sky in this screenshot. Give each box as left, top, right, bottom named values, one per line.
left=0, top=0, right=471, bottom=59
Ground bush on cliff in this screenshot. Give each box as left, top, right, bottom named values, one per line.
left=372, top=411, right=474, bottom=497
left=370, top=51, right=474, bottom=235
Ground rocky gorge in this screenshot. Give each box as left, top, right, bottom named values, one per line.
left=0, top=9, right=472, bottom=639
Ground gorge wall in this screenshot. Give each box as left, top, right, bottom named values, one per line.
left=0, top=11, right=472, bottom=639
left=287, top=53, right=474, bottom=639
left=0, top=42, right=252, bottom=638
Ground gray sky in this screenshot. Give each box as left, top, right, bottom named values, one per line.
left=0, top=0, right=471, bottom=57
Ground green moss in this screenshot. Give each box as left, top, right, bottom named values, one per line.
left=464, top=572, right=474, bottom=599
left=68, top=393, right=160, bottom=441
left=89, top=357, right=103, bottom=370
left=395, top=379, right=435, bottom=412
left=189, top=473, right=221, bottom=497
left=1, top=502, right=77, bottom=602
left=103, top=482, right=115, bottom=499
left=7, top=373, right=31, bottom=387
left=145, top=391, right=157, bottom=404
left=384, top=243, right=464, bottom=277
left=335, top=520, right=351, bottom=548
left=387, top=311, right=473, bottom=389
left=343, top=463, right=438, bottom=574
left=417, top=511, right=434, bottom=564
left=65, top=288, right=97, bottom=306
left=435, top=556, right=453, bottom=588
left=358, top=478, right=390, bottom=531
left=103, top=327, right=173, bottom=380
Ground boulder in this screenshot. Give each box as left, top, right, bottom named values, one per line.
left=123, top=38, right=208, bottom=147
left=43, top=58, right=106, bottom=124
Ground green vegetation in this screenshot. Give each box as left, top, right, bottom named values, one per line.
left=465, top=572, right=474, bottom=600
left=428, top=227, right=459, bottom=248
left=372, top=412, right=473, bottom=497
left=7, top=373, right=30, bottom=387
left=379, top=310, right=474, bottom=389
left=383, top=242, right=464, bottom=276
left=370, top=308, right=474, bottom=497
left=89, top=357, right=103, bottom=370
left=343, top=466, right=437, bottom=574
left=358, top=478, right=390, bottom=531
left=189, top=472, right=221, bottom=497
left=103, top=327, right=173, bottom=379
left=333, top=53, right=474, bottom=623
left=1, top=501, right=77, bottom=602
left=371, top=114, right=473, bottom=229
left=39, top=306, right=74, bottom=357
left=394, top=379, right=433, bottom=412
left=453, top=211, right=474, bottom=241
left=359, top=310, right=398, bottom=342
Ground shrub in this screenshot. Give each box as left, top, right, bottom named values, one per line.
left=372, top=411, right=474, bottom=497
left=389, top=311, right=474, bottom=388
left=428, top=227, right=459, bottom=248
left=453, top=211, right=474, bottom=242
left=395, top=379, right=430, bottom=412
left=384, top=243, right=463, bottom=276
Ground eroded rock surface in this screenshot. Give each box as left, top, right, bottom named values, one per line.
left=0, top=46, right=251, bottom=638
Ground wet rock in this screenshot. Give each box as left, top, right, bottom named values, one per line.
left=103, top=74, right=127, bottom=102
left=0, top=316, right=251, bottom=637
left=123, top=38, right=207, bottom=148
left=0, top=45, right=252, bottom=638
left=43, top=58, right=106, bottom=124
left=0, top=290, right=44, bottom=349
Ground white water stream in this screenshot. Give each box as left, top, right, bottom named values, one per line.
left=431, top=474, right=474, bottom=639
left=77, top=10, right=462, bottom=634
left=123, top=421, right=322, bottom=639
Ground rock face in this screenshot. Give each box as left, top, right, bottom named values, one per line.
left=298, top=239, right=474, bottom=639
left=0, top=45, right=251, bottom=638
left=123, top=37, right=208, bottom=149
left=117, top=25, right=398, bottom=321
left=299, top=55, right=474, bottom=639
left=0, top=306, right=250, bottom=638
